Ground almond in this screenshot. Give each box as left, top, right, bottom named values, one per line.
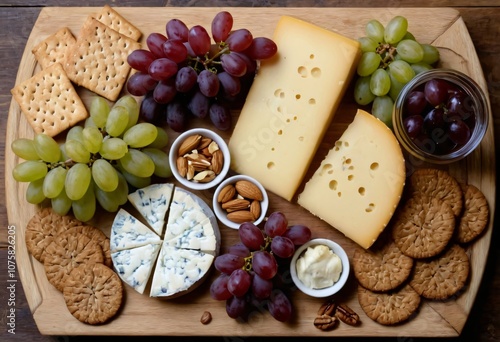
left=235, top=180, right=263, bottom=201
left=208, top=141, right=220, bottom=154
left=198, top=137, right=213, bottom=150
left=217, top=184, right=236, bottom=203
left=250, top=200, right=261, bottom=219
left=178, top=134, right=201, bottom=156
left=227, top=210, right=256, bottom=223
left=186, top=164, right=195, bottom=180
left=176, top=156, right=188, bottom=178
left=193, top=170, right=216, bottom=183
left=211, top=149, right=224, bottom=175
left=222, top=199, right=250, bottom=212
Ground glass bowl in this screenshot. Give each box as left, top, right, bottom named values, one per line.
left=392, top=68, right=489, bottom=164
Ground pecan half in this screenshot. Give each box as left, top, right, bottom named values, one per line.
left=314, top=315, right=338, bottom=330
left=334, top=304, right=360, bottom=326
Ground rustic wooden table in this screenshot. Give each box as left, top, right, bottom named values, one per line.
left=1, top=0, right=498, bottom=341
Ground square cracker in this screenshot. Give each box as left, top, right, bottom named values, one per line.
left=32, top=27, right=76, bottom=70
left=94, top=5, right=142, bottom=41
left=10, top=63, right=88, bottom=137
left=64, top=17, right=141, bottom=102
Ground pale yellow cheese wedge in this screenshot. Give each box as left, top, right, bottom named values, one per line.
left=229, top=15, right=361, bottom=201
left=298, top=109, right=406, bottom=249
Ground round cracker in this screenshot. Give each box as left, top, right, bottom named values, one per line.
left=456, top=184, right=489, bottom=244
left=407, top=168, right=463, bottom=216
left=43, top=230, right=104, bottom=292
left=63, top=263, right=123, bottom=325
left=410, top=244, right=470, bottom=300
left=69, top=225, right=112, bottom=267
left=25, top=207, right=82, bottom=263
left=392, top=195, right=455, bottom=259
left=353, top=240, right=414, bottom=292
left=357, top=284, right=421, bottom=325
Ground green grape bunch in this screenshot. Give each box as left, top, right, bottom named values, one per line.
left=354, top=16, right=440, bottom=127
left=11, top=95, right=172, bottom=222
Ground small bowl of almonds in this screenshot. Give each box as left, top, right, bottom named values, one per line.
left=213, top=175, right=269, bottom=229
left=169, top=128, right=230, bottom=190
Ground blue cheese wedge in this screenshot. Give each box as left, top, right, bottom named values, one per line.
left=150, top=245, right=214, bottom=298
left=111, top=243, right=161, bottom=294
left=128, top=183, right=174, bottom=237
left=110, top=208, right=161, bottom=252
left=163, top=217, right=217, bottom=255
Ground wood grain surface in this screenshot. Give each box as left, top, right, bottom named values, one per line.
left=1, top=1, right=499, bottom=342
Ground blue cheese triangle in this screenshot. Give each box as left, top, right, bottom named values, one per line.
left=150, top=245, right=213, bottom=298
left=111, top=243, right=161, bottom=294
left=163, top=217, right=217, bottom=255
left=110, top=208, right=161, bottom=252
left=128, top=183, right=174, bottom=237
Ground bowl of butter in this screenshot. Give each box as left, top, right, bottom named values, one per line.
left=290, top=238, right=350, bottom=298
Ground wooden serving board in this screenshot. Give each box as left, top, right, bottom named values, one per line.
left=5, top=7, right=495, bottom=337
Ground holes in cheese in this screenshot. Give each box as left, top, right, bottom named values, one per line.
left=228, top=16, right=361, bottom=201
left=298, top=109, right=406, bottom=249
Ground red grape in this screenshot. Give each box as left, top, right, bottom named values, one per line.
left=270, top=236, right=295, bottom=259
left=210, top=274, right=232, bottom=301
left=165, top=101, right=187, bottom=132
left=214, top=253, right=245, bottom=275
left=283, top=225, right=312, bottom=246
left=252, top=251, right=277, bottom=280
left=264, top=212, right=288, bottom=237
left=228, top=269, right=251, bottom=297
left=226, top=295, right=247, bottom=319
left=218, top=71, right=241, bottom=97
left=226, top=28, right=253, bottom=52
left=268, top=289, right=292, bottom=322
left=227, top=243, right=251, bottom=258
left=148, top=58, right=178, bottom=81
left=175, top=66, right=197, bottom=93
left=405, top=90, right=427, bottom=116
left=238, top=222, right=265, bottom=251
left=209, top=102, right=232, bottom=131
left=189, top=25, right=211, bottom=56
left=187, top=90, right=210, bottom=119
left=166, top=18, right=189, bottom=42
left=211, top=11, right=233, bottom=43
left=126, top=72, right=157, bottom=96
left=198, top=69, right=220, bottom=97
left=403, top=115, right=424, bottom=139
left=127, top=49, right=156, bottom=73
left=251, top=273, right=273, bottom=299
left=448, top=119, right=471, bottom=145
left=162, top=39, right=188, bottom=63
left=423, top=107, right=445, bottom=131
left=424, top=79, right=450, bottom=106
left=146, top=32, right=167, bottom=58
left=243, top=37, right=278, bottom=60
left=153, top=78, right=177, bottom=104
left=233, top=52, right=257, bottom=75
left=447, top=93, right=474, bottom=121
left=139, top=93, right=166, bottom=124
left=220, top=53, right=247, bottom=77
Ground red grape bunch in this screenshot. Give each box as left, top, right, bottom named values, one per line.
left=126, top=11, right=278, bottom=132
left=210, top=212, right=312, bottom=322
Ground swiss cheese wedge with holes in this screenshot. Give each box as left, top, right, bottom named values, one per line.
left=228, top=15, right=361, bottom=201
left=298, top=109, right=406, bottom=249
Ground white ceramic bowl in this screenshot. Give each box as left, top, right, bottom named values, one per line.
left=290, top=238, right=350, bottom=298
left=169, top=128, right=230, bottom=191
left=212, top=174, right=269, bottom=229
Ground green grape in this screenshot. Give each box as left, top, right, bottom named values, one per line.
left=116, top=164, right=151, bottom=189
left=365, top=19, right=385, bottom=43
left=372, top=95, right=394, bottom=128
left=90, top=96, right=110, bottom=129
left=354, top=76, right=376, bottom=105
left=122, top=122, right=158, bottom=148
left=421, top=44, right=440, bottom=65
left=33, top=134, right=60, bottom=163
left=388, top=60, right=415, bottom=84
left=66, top=126, right=84, bottom=144
left=411, top=62, right=433, bottom=75
left=65, top=163, right=91, bottom=201
left=358, top=36, right=379, bottom=53
left=115, top=95, right=139, bottom=131
left=106, top=105, right=129, bottom=137
left=51, top=190, right=72, bottom=216
left=82, top=126, right=103, bottom=154
left=65, top=139, right=91, bottom=163
left=396, top=39, right=424, bottom=64
left=92, top=159, right=119, bottom=192
left=119, top=149, right=155, bottom=178
left=59, top=143, right=69, bottom=162
left=11, top=138, right=39, bottom=160
left=95, top=172, right=128, bottom=212
left=72, top=184, right=96, bottom=222
left=13, top=160, right=48, bottom=182
left=147, top=127, right=169, bottom=149
left=26, top=178, right=46, bottom=204
left=369, top=68, right=391, bottom=96
left=384, top=16, right=408, bottom=45
left=357, top=52, right=381, bottom=77
left=100, top=137, right=128, bottom=160
left=388, top=73, right=406, bottom=101
left=43, top=166, right=67, bottom=198
left=84, top=117, right=98, bottom=128
left=142, top=148, right=172, bottom=178
left=402, top=31, right=416, bottom=40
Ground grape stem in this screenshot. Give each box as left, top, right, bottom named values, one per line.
left=376, top=43, right=397, bottom=68
left=190, top=45, right=230, bottom=72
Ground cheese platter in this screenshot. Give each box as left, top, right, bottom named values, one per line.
left=5, top=6, right=495, bottom=337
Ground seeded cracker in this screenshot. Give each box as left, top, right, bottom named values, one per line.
left=456, top=183, right=489, bottom=244
left=94, top=5, right=141, bottom=41
left=10, top=63, right=88, bottom=137
left=65, top=225, right=112, bottom=268
left=64, top=17, right=141, bottom=101
left=32, top=27, right=76, bottom=69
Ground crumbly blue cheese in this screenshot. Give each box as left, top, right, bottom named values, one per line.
left=150, top=245, right=213, bottom=297
left=128, top=183, right=174, bottom=237
left=163, top=217, right=216, bottom=254
left=111, top=243, right=161, bottom=294
left=110, top=208, right=161, bottom=252
left=165, top=188, right=209, bottom=241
